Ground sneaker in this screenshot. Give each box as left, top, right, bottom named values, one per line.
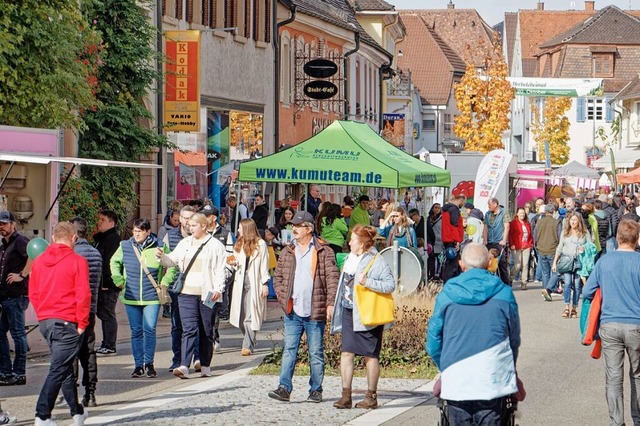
left=173, top=365, right=189, bottom=379
left=0, top=375, right=25, bottom=386
left=307, top=390, right=322, bottom=403
left=81, top=391, right=97, bottom=408
left=241, top=348, right=252, bottom=356
left=168, top=363, right=179, bottom=373
left=96, top=348, right=116, bottom=357
left=0, top=412, right=17, bottom=425
left=541, top=289, right=553, bottom=302
left=34, top=417, right=58, bottom=425
left=193, top=359, right=201, bottom=373
left=200, top=366, right=212, bottom=377
left=268, top=385, right=291, bottom=402
left=131, top=367, right=145, bottom=378
left=213, top=341, right=221, bottom=352
left=145, top=364, right=157, bottom=378
left=72, top=409, right=88, bottom=426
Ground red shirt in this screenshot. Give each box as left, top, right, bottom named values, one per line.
left=29, top=243, right=91, bottom=330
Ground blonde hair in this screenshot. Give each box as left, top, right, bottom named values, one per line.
left=53, top=222, right=76, bottom=242
left=188, top=212, right=208, bottom=227
left=234, top=218, right=261, bottom=257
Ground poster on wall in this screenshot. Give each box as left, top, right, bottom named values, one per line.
left=178, top=162, right=196, bottom=185
left=381, top=113, right=405, bottom=148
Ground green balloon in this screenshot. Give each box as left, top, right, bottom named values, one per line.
left=27, top=238, right=49, bottom=260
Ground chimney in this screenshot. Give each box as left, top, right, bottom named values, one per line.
left=585, top=1, right=595, bottom=11
left=537, top=2, right=544, bottom=10
left=447, top=1, right=455, bottom=10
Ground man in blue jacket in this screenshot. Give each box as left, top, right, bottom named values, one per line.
left=426, top=242, right=520, bottom=425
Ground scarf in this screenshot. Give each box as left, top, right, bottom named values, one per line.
left=387, top=225, right=413, bottom=247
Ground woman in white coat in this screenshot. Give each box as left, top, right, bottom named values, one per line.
left=228, top=218, right=270, bottom=356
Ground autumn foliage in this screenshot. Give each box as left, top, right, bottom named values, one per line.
left=530, top=97, right=572, bottom=165
left=453, top=37, right=514, bottom=153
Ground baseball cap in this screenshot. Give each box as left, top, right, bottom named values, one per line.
left=202, top=205, right=218, bottom=217
left=289, top=211, right=315, bottom=227
left=464, top=202, right=474, bottom=209
left=0, top=211, right=15, bottom=223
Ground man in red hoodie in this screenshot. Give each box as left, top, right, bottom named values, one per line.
left=29, top=222, right=91, bottom=426
left=441, top=195, right=466, bottom=283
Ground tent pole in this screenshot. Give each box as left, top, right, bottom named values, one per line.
left=424, top=196, right=429, bottom=284
left=302, top=183, right=307, bottom=212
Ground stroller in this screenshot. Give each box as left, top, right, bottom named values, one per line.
left=437, top=396, right=518, bottom=426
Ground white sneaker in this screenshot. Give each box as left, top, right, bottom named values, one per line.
left=213, top=341, right=221, bottom=352
left=0, top=412, right=16, bottom=425
left=193, top=359, right=201, bottom=372
left=200, top=366, right=212, bottom=377
left=172, top=365, right=189, bottom=379
left=73, top=409, right=88, bottom=426
left=34, top=417, right=58, bottom=426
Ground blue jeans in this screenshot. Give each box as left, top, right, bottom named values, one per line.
left=170, top=292, right=199, bottom=367
left=0, top=296, right=29, bottom=377
left=562, top=272, right=582, bottom=306
left=538, top=254, right=558, bottom=293
left=279, top=312, right=325, bottom=393
left=445, top=398, right=503, bottom=425
left=124, top=304, right=160, bottom=367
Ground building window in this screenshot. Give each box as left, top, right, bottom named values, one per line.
left=593, top=53, right=614, bottom=78
left=444, top=113, right=452, bottom=133
left=423, top=115, right=436, bottom=131
left=587, top=98, right=604, bottom=121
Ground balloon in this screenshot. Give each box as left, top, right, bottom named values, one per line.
left=445, top=247, right=458, bottom=260
left=27, top=238, right=49, bottom=260
left=426, top=243, right=433, bottom=255
left=467, top=224, right=477, bottom=236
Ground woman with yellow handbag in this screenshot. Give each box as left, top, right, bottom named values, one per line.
left=330, top=224, right=396, bottom=410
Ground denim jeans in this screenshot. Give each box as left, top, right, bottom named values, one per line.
left=170, top=292, right=199, bottom=367
left=562, top=272, right=582, bottom=306
left=0, top=296, right=29, bottom=377
left=124, top=304, right=160, bottom=368
left=538, top=254, right=558, bottom=292
left=445, top=398, right=503, bottom=426
left=279, top=312, right=325, bottom=394
left=600, top=322, right=640, bottom=426
left=178, top=294, right=214, bottom=368
left=36, top=319, right=84, bottom=420
left=73, top=313, right=97, bottom=392
left=97, top=290, right=119, bottom=350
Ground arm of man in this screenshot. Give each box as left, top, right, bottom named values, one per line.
left=323, top=249, right=340, bottom=320
left=75, top=258, right=91, bottom=333
left=501, top=220, right=510, bottom=246
left=109, top=245, right=125, bottom=288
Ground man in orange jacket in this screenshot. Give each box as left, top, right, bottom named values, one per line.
left=29, top=222, right=91, bottom=425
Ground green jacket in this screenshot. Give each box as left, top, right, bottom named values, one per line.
left=321, top=217, right=348, bottom=247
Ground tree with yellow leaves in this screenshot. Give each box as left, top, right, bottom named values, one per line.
left=453, top=37, right=515, bottom=152
left=530, top=97, right=572, bottom=165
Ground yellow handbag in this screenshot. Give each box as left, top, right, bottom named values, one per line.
left=354, top=255, right=394, bottom=326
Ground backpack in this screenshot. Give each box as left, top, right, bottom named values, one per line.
left=594, top=213, right=611, bottom=248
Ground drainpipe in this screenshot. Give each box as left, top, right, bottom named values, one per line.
left=343, top=30, right=360, bottom=120
left=274, top=0, right=296, bottom=152
left=156, top=0, right=164, bottom=217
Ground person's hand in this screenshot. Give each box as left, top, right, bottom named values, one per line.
left=77, top=328, right=85, bottom=335
left=499, top=240, right=506, bottom=247
left=356, top=273, right=365, bottom=285
left=327, top=305, right=334, bottom=321
left=510, top=245, right=516, bottom=251
left=155, top=247, right=163, bottom=258
left=6, top=273, right=24, bottom=284
left=210, top=291, right=222, bottom=301
left=551, top=263, right=557, bottom=273
left=261, top=285, right=269, bottom=298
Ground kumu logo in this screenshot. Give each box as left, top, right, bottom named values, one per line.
left=415, top=174, right=437, bottom=184
left=313, top=149, right=361, bottom=160
left=289, top=147, right=312, bottom=158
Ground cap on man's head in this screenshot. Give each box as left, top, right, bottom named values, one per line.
left=464, top=202, right=474, bottom=210
left=289, top=211, right=315, bottom=228
left=202, top=205, right=218, bottom=217
left=0, top=211, right=15, bottom=223
left=357, top=195, right=370, bottom=203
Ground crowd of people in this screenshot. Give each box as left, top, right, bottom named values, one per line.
left=3, top=183, right=640, bottom=425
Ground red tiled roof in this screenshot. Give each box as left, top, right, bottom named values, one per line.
left=397, top=14, right=464, bottom=105
left=612, top=74, right=640, bottom=102
left=399, top=9, right=494, bottom=67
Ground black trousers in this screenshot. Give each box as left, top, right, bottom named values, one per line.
left=74, top=313, right=97, bottom=392
left=442, top=243, right=461, bottom=284
left=486, top=242, right=511, bottom=286
left=36, top=319, right=84, bottom=420
left=97, top=290, right=119, bottom=350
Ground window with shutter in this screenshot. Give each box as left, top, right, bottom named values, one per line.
left=576, top=97, right=586, bottom=123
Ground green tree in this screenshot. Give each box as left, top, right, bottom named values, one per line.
left=453, top=37, right=514, bottom=153
left=0, top=1, right=100, bottom=127
left=71, top=0, right=167, bottom=227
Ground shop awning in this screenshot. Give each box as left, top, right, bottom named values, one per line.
left=592, top=147, right=640, bottom=171
left=0, top=153, right=161, bottom=169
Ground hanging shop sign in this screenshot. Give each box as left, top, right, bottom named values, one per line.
left=164, top=31, right=201, bottom=132
left=303, top=59, right=339, bottom=79
left=304, top=81, right=338, bottom=100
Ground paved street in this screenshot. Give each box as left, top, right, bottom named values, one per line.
left=3, top=287, right=635, bottom=425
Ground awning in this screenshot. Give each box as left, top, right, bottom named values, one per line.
left=0, top=153, right=161, bottom=169
left=592, top=147, right=640, bottom=171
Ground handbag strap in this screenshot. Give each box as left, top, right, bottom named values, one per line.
left=362, top=254, right=379, bottom=276
left=131, top=243, right=160, bottom=291
left=182, top=236, right=212, bottom=280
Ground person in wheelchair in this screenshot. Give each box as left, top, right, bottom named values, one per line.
left=427, top=242, right=521, bottom=425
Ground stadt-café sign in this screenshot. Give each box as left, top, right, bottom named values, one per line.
left=303, top=58, right=338, bottom=100
left=164, top=30, right=201, bottom=132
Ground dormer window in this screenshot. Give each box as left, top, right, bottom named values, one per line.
left=590, top=47, right=616, bottom=78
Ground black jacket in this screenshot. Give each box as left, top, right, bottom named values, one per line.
left=93, top=227, right=121, bottom=291
left=74, top=238, right=102, bottom=314
left=252, top=204, right=269, bottom=230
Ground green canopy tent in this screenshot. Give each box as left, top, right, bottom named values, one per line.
left=238, top=120, right=451, bottom=189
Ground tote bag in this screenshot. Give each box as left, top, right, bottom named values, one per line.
left=354, top=254, right=394, bottom=326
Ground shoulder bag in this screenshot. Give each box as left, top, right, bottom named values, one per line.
left=169, top=236, right=211, bottom=294
left=132, top=244, right=171, bottom=306
left=354, top=254, right=395, bottom=326
left=556, top=253, right=575, bottom=274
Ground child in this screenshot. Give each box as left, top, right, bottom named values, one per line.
left=0, top=402, right=16, bottom=425
left=488, top=247, right=500, bottom=274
